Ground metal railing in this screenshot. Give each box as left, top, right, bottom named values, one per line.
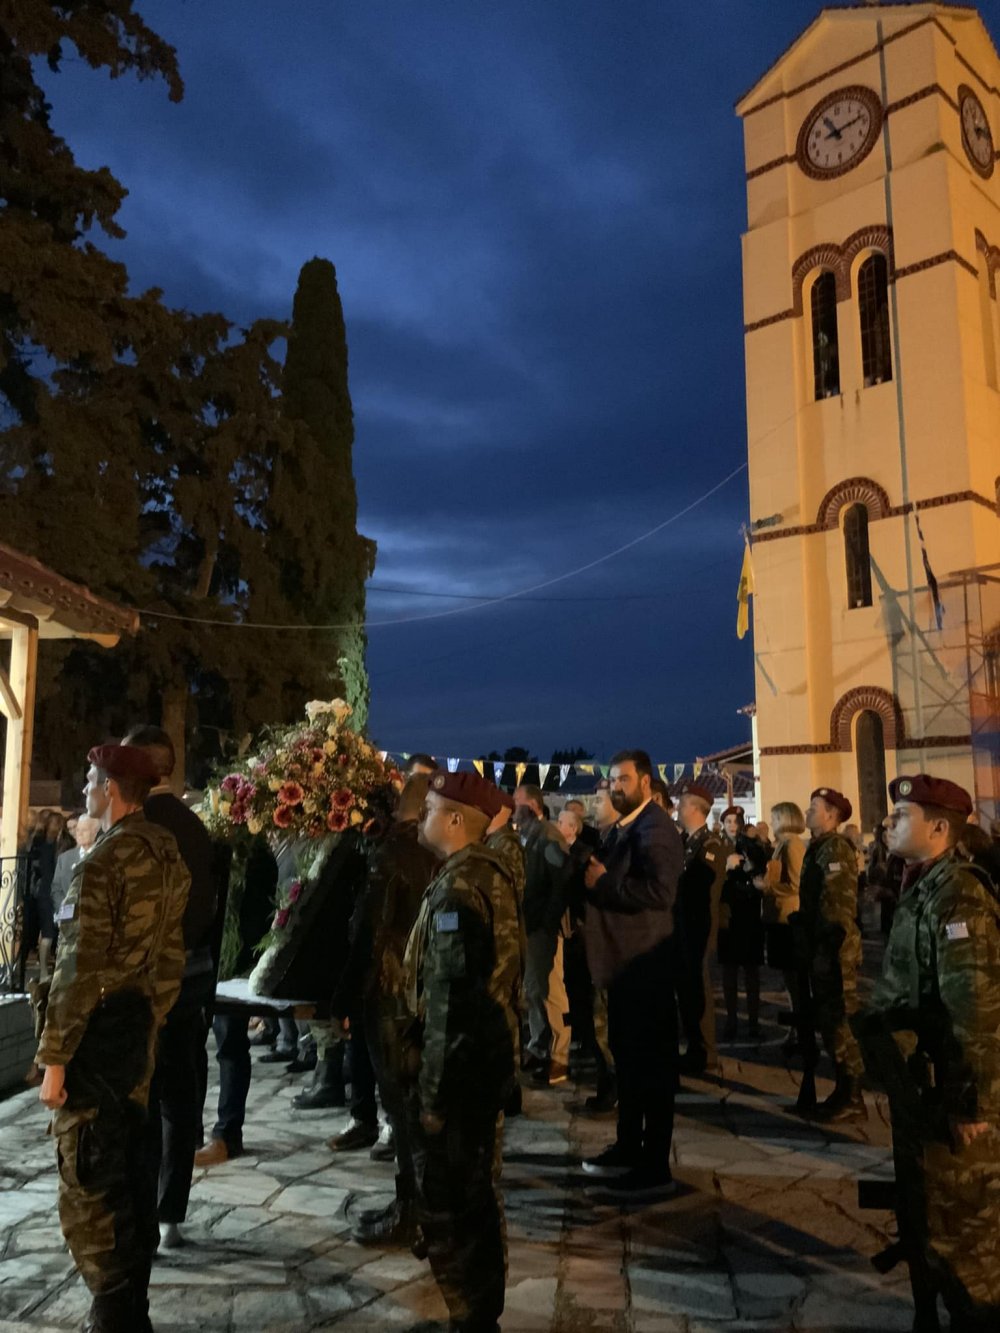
left=0, top=856, right=28, bottom=994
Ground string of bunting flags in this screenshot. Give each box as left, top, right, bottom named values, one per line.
left=375, top=753, right=726, bottom=792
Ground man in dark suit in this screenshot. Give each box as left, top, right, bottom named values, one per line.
left=580, top=749, right=682, bottom=1199
left=124, top=725, right=216, bottom=1249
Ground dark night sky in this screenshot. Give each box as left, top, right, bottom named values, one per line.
left=45, top=0, right=855, bottom=761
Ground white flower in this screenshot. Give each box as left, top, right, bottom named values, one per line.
left=247, top=815, right=263, bottom=835
left=305, top=698, right=352, bottom=724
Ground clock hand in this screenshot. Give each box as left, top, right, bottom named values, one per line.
left=825, top=114, right=865, bottom=140
left=823, top=116, right=842, bottom=140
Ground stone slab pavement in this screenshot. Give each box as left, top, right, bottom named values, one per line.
left=0, top=982, right=918, bottom=1331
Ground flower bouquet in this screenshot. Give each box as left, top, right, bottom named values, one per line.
left=205, top=699, right=399, bottom=999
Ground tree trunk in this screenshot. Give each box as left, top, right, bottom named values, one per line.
left=160, top=683, right=188, bottom=795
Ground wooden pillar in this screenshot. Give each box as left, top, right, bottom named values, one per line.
left=1, top=620, right=39, bottom=861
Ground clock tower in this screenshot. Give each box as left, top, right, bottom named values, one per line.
left=737, top=3, right=1000, bottom=829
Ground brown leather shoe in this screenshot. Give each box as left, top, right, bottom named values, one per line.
left=194, top=1138, right=237, bottom=1168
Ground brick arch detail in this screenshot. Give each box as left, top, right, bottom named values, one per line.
left=816, top=476, right=892, bottom=529
left=831, top=686, right=903, bottom=752
left=844, top=225, right=894, bottom=272
left=792, top=224, right=893, bottom=315
left=975, top=228, right=1000, bottom=298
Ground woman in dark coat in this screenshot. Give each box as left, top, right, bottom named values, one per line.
left=717, top=806, right=768, bottom=1041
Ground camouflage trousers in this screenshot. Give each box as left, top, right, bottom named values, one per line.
left=810, top=931, right=864, bottom=1078
left=53, top=1099, right=158, bottom=1294
left=409, top=1097, right=506, bottom=1329
left=924, top=1130, right=1000, bottom=1321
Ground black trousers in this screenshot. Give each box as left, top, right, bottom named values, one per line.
left=607, top=937, right=678, bottom=1171
left=148, top=970, right=214, bottom=1224
left=366, top=1002, right=416, bottom=1200
left=347, top=1004, right=378, bottom=1126
left=208, top=1013, right=252, bottom=1150
left=675, top=902, right=715, bottom=1065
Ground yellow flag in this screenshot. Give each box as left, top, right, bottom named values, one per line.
left=736, top=538, right=754, bottom=640
left=472, top=759, right=484, bottom=778
left=515, top=762, right=527, bottom=786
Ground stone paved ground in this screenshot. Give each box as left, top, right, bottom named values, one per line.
left=0, top=949, right=918, bottom=1332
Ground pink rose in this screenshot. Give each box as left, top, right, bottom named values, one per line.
left=274, top=908, right=290, bottom=929
left=287, top=881, right=303, bottom=903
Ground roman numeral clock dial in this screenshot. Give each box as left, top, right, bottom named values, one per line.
left=959, top=84, right=995, bottom=179
left=796, top=86, right=883, bottom=180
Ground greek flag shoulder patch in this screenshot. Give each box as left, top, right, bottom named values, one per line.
left=945, top=921, right=969, bottom=941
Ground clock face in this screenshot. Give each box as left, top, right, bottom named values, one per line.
left=796, top=87, right=883, bottom=180
left=959, top=85, right=995, bottom=178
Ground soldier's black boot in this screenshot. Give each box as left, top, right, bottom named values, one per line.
left=352, top=1195, right=417, bottom=1246
left=811, top=1071, right=867, bottom=1123
left=291, top=1049, right=346, bottom=1110
left=82, top=1280, right=135, bottom=1333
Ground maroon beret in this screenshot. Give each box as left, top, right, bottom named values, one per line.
left=88, top=743, right=160, bottom=783
left=811, top=787, right=852, bottom=823
left=722, top=805, right=745, bottom=821
left=889, top=774, right=973, bottom=817
left=678, top=782, right=715, bottom=806
left=429, top=770, right=503, bottom=819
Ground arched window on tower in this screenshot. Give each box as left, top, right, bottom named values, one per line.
left=858, top=254, right=892, bottom=386
left=855, top=709, right=888, bottom=834
left=978, top=261, right=998, bottom=390
left=843, top=503, right=873, bottom=609
left=811, top=271, right=840, bottom=400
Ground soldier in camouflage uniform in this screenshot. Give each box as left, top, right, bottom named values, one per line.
left=403, top=771, right=523, bottom=1333
left=857, top=775, right=1000, bottom=1330
left=799, top=787, right=865, bottom=1121
left=38, top=745, right=190, bottom=1333
left=674, top=782, right=726, bottom=1075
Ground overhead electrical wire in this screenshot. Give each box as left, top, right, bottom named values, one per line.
left=137, top=460, right=748, bottom=633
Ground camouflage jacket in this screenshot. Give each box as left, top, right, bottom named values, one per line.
left=37, top=812, right=190, bottom=1109
left=869, top=850, right=1000, bottom=1121
left=799, top=830, right=860, bottom=947
left=403, top=841, right=522, bottom=1114
left=678, top=824, right=725, bottom=947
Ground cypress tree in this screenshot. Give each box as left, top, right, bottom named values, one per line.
left=277, top=258, right=375, bottom=726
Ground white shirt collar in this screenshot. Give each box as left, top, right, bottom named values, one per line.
left=617, top=796, right=652, bottom=829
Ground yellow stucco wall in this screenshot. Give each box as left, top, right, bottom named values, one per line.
left=739, top=4, right=1000, bottom=825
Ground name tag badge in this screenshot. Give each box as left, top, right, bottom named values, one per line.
left=705, top=852, right=715, bottom=862
left=828, top=862, right=841, bottom=871
left=945, top=922, right=969, bottom=941
left=435, top=911, right=460, bottom=934
left=57, top=902, right=75, bottom=922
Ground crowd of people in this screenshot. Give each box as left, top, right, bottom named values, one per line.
left=18, top=739, right=1000, bottom=1332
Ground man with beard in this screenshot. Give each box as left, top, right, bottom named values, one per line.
left=581, top=750, right=683, bottom=1198
left=402, top=771, right=522, bottom=1333
left=38, top=745, right=189, bottom=1333
left=856, top=776, right=1000, bottom=1330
